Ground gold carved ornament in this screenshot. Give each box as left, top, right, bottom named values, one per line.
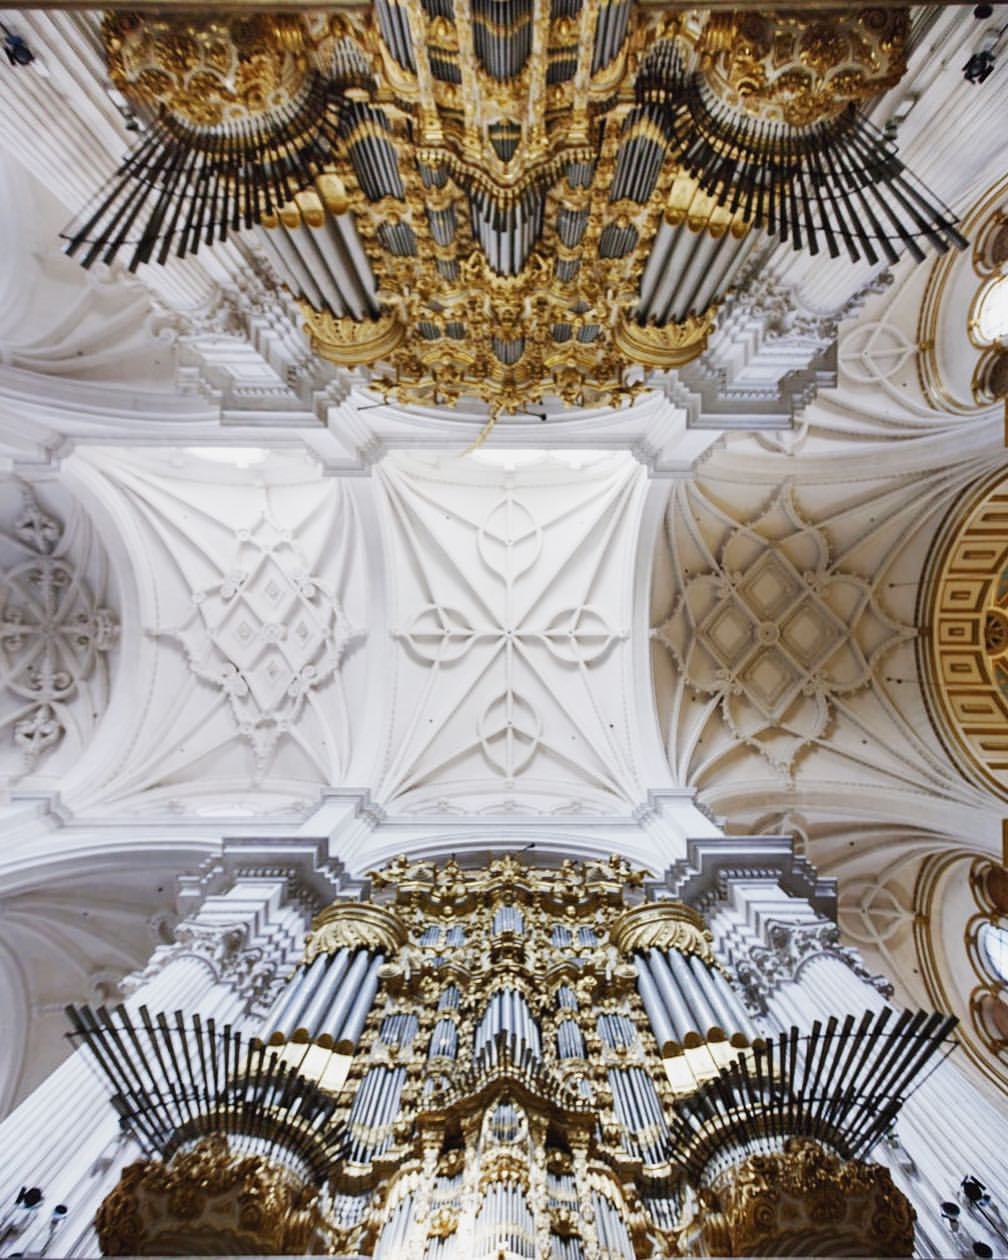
left=95, top=1136, right=336, bottom=1257
left=688, top=8, right=909, bottom=128
left=681, top=1137, right=915, bottom=1258
left=611, top=900, right=716, bottom=965
left=253, top=1, right=748, bottom=415
left=919, top=466, right=1008, bottom=803
left=331, top=855, right=689, bottom=1258
left=103, top=12, right=335, bottom=129
left=302, top=901, right=409, bottom=964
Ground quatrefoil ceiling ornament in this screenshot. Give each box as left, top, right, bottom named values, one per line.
left=65, top=5, right=965, bottom=413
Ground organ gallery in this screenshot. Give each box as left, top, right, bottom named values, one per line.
left=0, top=2, right=1006, bottom=1258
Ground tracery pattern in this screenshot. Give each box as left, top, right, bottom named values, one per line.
left=0, top=485, right=117, bottom=768
left=654, top=481, right=911, bottom=780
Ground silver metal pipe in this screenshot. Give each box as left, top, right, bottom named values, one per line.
left=666, top=948, right=715, bottom=1035
left=313, top=948, right=368, bottom=1042
left=338, top=953, right=385, bottom=1050
left=644, top=948, right=695, bottom=1041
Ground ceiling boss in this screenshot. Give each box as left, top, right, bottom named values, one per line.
left=64, top=6, right=965, bottom=413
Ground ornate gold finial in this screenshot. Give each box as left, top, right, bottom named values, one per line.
left=610, top=901, right=715, bottom=964
left=302, top=901, right=409, bottom=964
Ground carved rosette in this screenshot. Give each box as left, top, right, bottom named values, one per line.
left=680, top=1138, right=915, bottom=1257
left=302, top=901, right=408, bottom=964
left=95, top=1136, right=336, bottom=1256
left=611, top=901, right=715, bottom=965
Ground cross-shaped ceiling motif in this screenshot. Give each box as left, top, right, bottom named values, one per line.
left=376, top=452, right=646, bottom=813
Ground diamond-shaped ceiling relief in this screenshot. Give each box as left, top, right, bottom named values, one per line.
left=376, top=452, right=646, bottom=815
left=740, top=551, right=803, bottom=621
left=654, top=481, right=914, bottom=779
left=704, top=602, right=757, bottom=668
left=780, top=597, right=844, bottom=672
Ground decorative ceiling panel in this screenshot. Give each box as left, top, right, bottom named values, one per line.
left=651, top=461, right=1000, bottom=831
left=375, top=451, right=648, bottom=814
left=61, top=449, right=372, bottom=819
left=0, top=479, right=118, bottom=785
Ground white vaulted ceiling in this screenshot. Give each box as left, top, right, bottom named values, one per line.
left=0, top=2, right=1006, bottom=1117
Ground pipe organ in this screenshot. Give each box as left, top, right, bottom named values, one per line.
left=62, top=5, right=964, bottom=415
left=64, top=854, right=958, bottom=1257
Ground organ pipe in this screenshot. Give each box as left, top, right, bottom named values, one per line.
left=75, top=855, right=952, bottom=1260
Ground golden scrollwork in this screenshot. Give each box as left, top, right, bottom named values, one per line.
left=683, top=1137, right=915, bottom=1257
left=691, top=8, right=909, bottom=128
left=303, top=902, right=409, bottom=964
left=104, top=12, right=336, bottom=128
left=919, top=466, right=1008, bottom=803
left=300, top=304, right=406, bottom=367
left=95, top=1136, right=336, bottom=1257
left=611, top=901, right=715, bottom=963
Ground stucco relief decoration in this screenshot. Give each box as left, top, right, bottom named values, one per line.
left=0, top=485, right=117, bottom=769
left=158, top=504, right=361, bottom=781
left=654, top=482, right=912, bottom=781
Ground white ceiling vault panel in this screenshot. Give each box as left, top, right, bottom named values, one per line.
left=55, top=448, right=376, bottom=819
left=374, top=452, right=652, bottom=816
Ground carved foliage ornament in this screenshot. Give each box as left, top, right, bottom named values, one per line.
left=0, top=486, right=117, bottom=769
left=302, top=902, right=409, bottom=964
left=95, top=1136, right=336, bottom=1257
left=682, top=1137, right=915, bottom=1258
left=610, top=901, right=715, bottom=965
